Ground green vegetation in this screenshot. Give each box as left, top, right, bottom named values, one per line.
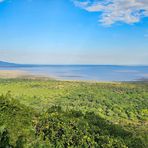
left=0, top=79, right=147, bottom=147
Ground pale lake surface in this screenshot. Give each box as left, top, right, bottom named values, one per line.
left=0, top=65, right=148, bottom=81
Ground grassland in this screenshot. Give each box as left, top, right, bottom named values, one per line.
left=0, top=78, right=148, bottom=147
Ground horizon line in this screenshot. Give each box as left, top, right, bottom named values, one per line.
left=1, top=60, right=148, bottom=67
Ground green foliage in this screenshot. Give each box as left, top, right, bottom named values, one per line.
left=0, top=127, right=12, bottom=148
left=0, top=92, right=36, bottom=146
left=36, top=106, right=128, bottom=147
left=0, top=79, right=147, bottom=147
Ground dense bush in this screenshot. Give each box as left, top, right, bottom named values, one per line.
left=35, top=106, right=147, bottom=148
left=0, top=79, right=147, bottom=147
left=0, top=93, right=35, bottom=147
left=0, top=127, right=12, bottom=148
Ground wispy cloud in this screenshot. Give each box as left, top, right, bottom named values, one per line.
left=73, top=0, right=148, bottom=26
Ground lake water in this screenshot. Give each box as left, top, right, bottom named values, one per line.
left=0, top=65, right=148, bottom=81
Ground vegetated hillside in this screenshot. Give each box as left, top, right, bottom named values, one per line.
left=0, top=92, right=36, bottom=147
left=0, top=79, right=147, bottom=147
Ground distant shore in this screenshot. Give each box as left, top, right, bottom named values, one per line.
left=0, top=70, right=114, bottom=83
left=0, top=70, right=52, bottom=80
left=0, top=70, right=28, bottom=78
left=0, top=64, right=148, bottom=82
left=0, top=70, right=147, bottom=83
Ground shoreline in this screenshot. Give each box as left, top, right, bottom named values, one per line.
left=0, top=70, right=53, bottom=80
left=0, top=70, right=146, bottom=83
left=0, top=70, right=119, bottom=83
left=0, top=70, right=29, bottom=78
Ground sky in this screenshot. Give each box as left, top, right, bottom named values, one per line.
left=0, top=0, right=148, bottom=65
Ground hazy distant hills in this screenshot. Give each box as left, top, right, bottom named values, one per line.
left=0, top=61, right=43, bottom=67
left=0, top=61, right=18, bottom=66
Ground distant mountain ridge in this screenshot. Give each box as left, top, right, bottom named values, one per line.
left=0, top=61, right=19, bottom=66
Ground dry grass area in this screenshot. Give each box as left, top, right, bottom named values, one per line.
left=0, top=70, right=52, bottom=80
left=0, top=70, right=29, bottom=78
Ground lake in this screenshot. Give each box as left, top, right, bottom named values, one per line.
left=0, top=65, right=148, bottom=81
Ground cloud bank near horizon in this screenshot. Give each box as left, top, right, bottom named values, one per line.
left=73, top=0, right=148, bottom=26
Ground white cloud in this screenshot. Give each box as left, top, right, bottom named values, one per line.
left=73, top=0, right=148, bottom=26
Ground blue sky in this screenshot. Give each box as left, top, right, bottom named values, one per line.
left=0, top=0, right=148, bottom=65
